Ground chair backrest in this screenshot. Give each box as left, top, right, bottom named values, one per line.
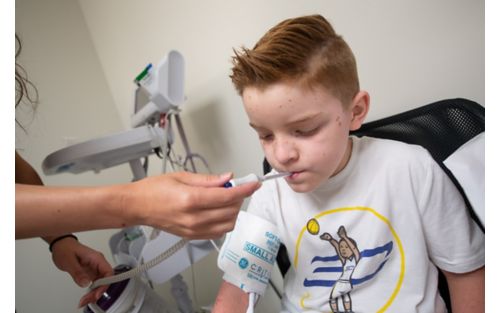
left=263, top=98, right=485, bottom=312
left=352, top=98, right=484, bottom=162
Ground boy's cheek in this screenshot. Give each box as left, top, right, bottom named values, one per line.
left=262, top=146, right=273, bottom=160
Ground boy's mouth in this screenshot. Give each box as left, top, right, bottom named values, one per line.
left=287, top=171, right=303, bottom=180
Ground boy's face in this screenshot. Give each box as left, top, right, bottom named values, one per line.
left=243, top=82, right=357, bottom=193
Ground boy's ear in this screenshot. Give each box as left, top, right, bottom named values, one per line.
left=349, top=91, right=370, bottom=131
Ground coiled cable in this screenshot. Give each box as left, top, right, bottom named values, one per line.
left=89, top=238, right=188, bottom=289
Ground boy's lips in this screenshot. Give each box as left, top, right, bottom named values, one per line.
left=287, top=171, right=303, bottom=180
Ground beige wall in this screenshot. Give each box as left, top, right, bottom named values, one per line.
left=15, top=0, right=133, bottom=312
left=78, top=0, right=485, bottom=179
left=15, top=0, right=484, bottom=312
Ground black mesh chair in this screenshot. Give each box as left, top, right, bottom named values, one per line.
left=263, top=98, right=485, bottom=312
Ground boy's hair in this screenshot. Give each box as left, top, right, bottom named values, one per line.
left=230, top=14, right=359, bottom=107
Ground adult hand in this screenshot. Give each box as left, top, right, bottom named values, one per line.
left=124, top=171, right=260, bottom=239
left=50, top=236, right=113, bottom=308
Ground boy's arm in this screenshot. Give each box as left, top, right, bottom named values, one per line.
left=213, top=281, right=249, bottom=313
left=338, top=226, right=361, bottom=262
left=442, top=266, right=484, bottom=313
left=320, top=232, right=343, bottom=262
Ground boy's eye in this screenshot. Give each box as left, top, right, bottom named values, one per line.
left=258, top=133, right=274, bottom=141
left=295, top=127, right=319, bottom=137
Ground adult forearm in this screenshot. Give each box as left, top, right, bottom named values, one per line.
left=16, top=171, right=259, bottom=240
left=15, top=183, right=134, bottom=239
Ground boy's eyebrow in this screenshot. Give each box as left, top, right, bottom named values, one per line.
left=249, top=123, right=268, bottom=132
left=249, top=112, right=323, bottom=130
left=286, top=112, right=323, bottom=125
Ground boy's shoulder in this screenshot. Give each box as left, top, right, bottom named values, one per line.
left=354, top=135, right=435, bottom=168
left=355, top=135, right=430, bottom=155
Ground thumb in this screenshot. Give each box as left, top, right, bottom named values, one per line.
left=75, top=274, right=91, bottom=288
left=178, top=171, right=233, bottom=187
left=66, top=262, right=91, bottom=287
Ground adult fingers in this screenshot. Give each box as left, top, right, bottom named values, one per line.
left=175, top=171, right=234, bottom=187
left=78, top=286, right=107, bottom=308
left=63, top=256, right=92, bottom=288
left=190, top=182, right=261, bottom=208
left=173, top=205, right=243, bottom=239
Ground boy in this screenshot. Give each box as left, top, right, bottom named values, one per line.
left=213, top=15, right=484, bottom=312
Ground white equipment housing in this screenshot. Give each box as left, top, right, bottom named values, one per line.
left=131, top=51, right=185, bottom=128
left=42, top=125, right=164, bottom=178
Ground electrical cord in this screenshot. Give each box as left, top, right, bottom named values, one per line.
left=246, top=292, right=257, bottom=313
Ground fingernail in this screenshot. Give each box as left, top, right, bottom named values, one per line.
left=219, top=172, right=232, bottom=179
left=78, top=279, right=91, bottom=288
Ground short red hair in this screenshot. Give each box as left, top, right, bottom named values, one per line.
left=230, top=14, right=359, bottom=107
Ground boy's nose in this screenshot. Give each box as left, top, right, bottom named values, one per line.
left=273, top=139, right=299, bottom=165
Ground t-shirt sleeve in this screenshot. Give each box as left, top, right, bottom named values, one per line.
left=418, top=156, right=485, bottom=273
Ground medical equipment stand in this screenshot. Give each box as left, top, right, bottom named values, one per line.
left=42, top=51, right=213, bottom=313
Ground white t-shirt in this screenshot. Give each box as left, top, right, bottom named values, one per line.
left=443, top=132, right=485, bottom=226
left=246, top=136, right=484, bottom=313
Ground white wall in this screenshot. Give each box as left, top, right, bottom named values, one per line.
left=15, top=0, right=484, bottom=312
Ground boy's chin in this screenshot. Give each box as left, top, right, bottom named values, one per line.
left=287, top=181, right=320, bottom=193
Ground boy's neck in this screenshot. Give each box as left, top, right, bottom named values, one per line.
left=332, top=137, right=353, bottom=177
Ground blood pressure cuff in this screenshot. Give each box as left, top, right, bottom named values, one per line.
left=217, top=211, right=281, bottom=295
